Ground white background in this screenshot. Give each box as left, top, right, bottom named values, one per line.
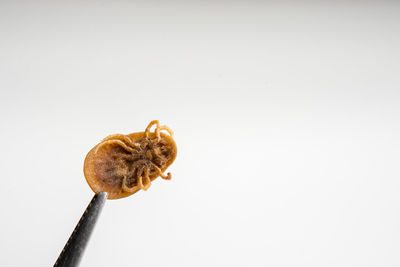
left=1, top=1, right=399, bottom=266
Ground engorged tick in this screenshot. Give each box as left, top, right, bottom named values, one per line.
left=84, top=120, right=177, bottom=199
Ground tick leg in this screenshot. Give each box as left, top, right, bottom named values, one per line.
left=150, top=163, right=172, bottom=180
left=95, top=139, right=135, bottom=154
left=159, top=125, right=174, bottom=137
left=160, top=172, right=172, bottom=180
left=122, top=166, right=145, bottom=192
left=145, top=121, right=171, bottom=141
left=137, top=167, right=150, bottom=191
left=137, top=175, right=145, bottom=190
left=121, top=175, right=139, bottom=193
left=154, top=125, right=173, bottom=141
left=101, top=134, right=140, bottom=148
left=142, top=168, right=152, bottom=190
left=145, top=120, right=160, bottom=138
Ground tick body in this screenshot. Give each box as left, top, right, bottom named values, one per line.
left=84, top=120, right=177, bottom=199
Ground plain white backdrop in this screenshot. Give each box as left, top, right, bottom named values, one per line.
left=0, top=1, right=399, bottom=266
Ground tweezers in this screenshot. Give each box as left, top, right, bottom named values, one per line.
left=53, top=192, right=108, bottom=267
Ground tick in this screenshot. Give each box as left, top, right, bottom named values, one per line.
left=84, top=120, right=177, bottom=199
